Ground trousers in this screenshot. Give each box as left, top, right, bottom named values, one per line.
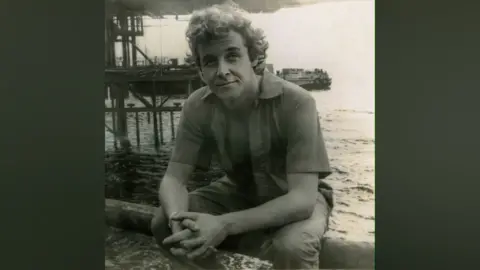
left=151, top=176, right=331, bottom=269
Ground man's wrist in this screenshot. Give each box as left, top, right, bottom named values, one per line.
left=168, top=211, right=179, bottom=228
left=217, top=214, right=234, bottom=236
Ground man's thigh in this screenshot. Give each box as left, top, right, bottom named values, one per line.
left=268, top=192, right=331, bottom=241
left=152, top=176, right=251, bottom=234
left=187, top=176, right=255, bottom=250
left=233, top=193, right=331, bottom=258
left=188, top=175, right=252, bottom=215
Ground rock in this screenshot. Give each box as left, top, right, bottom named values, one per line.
left=105, top=226, right=272, bottom=270
left=106, top=198, right=153, bottom=235
left=105, top=199, right=374, bottom=269
left=320, top=237, right=374, bottom=268
left=104, top=259, right=114, bottom=267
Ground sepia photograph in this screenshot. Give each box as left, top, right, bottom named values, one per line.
left=104, top=0, right=374, bottom=269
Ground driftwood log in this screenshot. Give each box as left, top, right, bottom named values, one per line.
left=105, top=199, right=374, bottom=269
left=106, top=226, right=273, bottom=270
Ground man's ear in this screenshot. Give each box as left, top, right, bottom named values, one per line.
left=251, top=57, right=266, bottom=75
left=251, top=58, right=259, bottom=68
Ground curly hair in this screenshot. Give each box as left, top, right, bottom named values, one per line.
left=185, top=2, right=269, bottom=74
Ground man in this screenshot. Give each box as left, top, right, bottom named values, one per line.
left=151, top=3, right=334, bottom=269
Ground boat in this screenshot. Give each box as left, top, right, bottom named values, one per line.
left=276, top=68, right=332, bottom=91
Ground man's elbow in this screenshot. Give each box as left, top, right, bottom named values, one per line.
left=160, top=174, right=187, bottom=193
left=289, top=192, right=317, bottom=220
left=299, top=200, right=316, bottom=219
left=161, top=162, right=194, bottom=189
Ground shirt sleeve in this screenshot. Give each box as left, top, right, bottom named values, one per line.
left=169, top=97, right=211, bottom=169
left=285, top=95, right=332, bottom=178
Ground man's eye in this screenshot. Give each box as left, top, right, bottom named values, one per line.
left=204, top=60, right=216, bottom=66
left=226, top=54, right=240, bottom=60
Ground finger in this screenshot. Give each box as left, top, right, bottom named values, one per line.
left=200, top=247, right=215, bottom=259
left=163, top=229, right=191, bottom=245
left=200, top=250, right=211, bottom=259
left=171, top=212, right=199, bottom=221
left=180, top=237, right=206, bottom=250
left=170, top=247, right=188, bottom=257
left=186, top=245, right=209, bottom=260
left=163, top=229, right=192, bottom=245
left=170, top=221, right=183, bottom=234
left=181, top=219, right=199, bottom=231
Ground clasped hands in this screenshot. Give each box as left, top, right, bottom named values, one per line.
left=163, top=212, right=229, bottom=260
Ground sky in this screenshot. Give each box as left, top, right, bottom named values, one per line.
left=115, top=0, right=374, bottom=111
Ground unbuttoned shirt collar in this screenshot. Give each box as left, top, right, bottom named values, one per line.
left=200, top=70, right=284, bottom=105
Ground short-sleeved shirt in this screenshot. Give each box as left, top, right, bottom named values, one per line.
left=170, top=71, right=334, bottom=208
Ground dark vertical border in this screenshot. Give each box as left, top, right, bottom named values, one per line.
left=0, top=0, right=104, bottom=269
left=376, top=0, right=480, bottom=269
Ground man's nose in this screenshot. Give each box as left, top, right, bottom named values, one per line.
left=216, top=61, right=230, bottom=77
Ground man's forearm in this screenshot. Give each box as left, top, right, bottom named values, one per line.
left=158, top=176, right=189, bottom=219
left=218, top=191, right=315, bottom=236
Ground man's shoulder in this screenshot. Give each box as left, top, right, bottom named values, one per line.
left=180, top=86, right=213, bottom=126
left=262, top=71, right=314, bottom=104
left=273, top=76, right=316, bottom=109
left=183, top=86, right=211, bottom=112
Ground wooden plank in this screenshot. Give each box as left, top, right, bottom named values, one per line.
left=158, top=112, right=164, bottom=144
left=105, top=65, right=196, bottom=72
left=113, top=83, right=128, bottom=141
left=128, top=86, right=153, bottom=107
left=105, top=0, right=296, bottom=16
left=105, top=123, right=115, bottom=134
left=134, top=111, right=140, bottom=147
left=105, top=72, right=198, bottom=83
left=131, top=36, right=137, bottom=67
left=110, top=92, right=118, bottom=149
left=170, top=111, right=175, bottom=140
left=157, top=96, right=170, bottom=108
left=151, top=90, right=160, bottom=149
left=129, top=41, right=155, bottom=66
left=104, top=106, right=182, bottom=112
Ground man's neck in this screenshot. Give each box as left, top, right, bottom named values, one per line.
left=222, top=74, right=262, bottom=118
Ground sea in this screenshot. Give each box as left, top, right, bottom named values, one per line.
left=105, top=0, right=374, bottom=242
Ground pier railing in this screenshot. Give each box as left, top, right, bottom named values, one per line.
left=104, top=78, right=191, bottom=152
left=105, top=101, right=183, bottom=151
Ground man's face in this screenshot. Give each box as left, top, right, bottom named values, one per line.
left=197, top=30, right=257, bottom=102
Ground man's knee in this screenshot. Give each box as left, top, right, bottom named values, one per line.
left=269, top=194, right=329, bottom=259
left=150, top=206, right=170, bottom=244
left=271, top=231, right=321, bottom=259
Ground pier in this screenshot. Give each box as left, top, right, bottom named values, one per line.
left=104, top=6, right=203, bottom=151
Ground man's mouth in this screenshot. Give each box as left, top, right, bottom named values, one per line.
left=215, top=81, right=235, bottom=87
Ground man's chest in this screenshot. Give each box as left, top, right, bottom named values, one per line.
left=207, top=108, right=287, bottom=168
left=226, top=118, right=249, bottom=143
left=225, top=118, right=250, bottom=162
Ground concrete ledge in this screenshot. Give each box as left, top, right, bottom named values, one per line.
left=105, top=199, right=374, bottom=269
